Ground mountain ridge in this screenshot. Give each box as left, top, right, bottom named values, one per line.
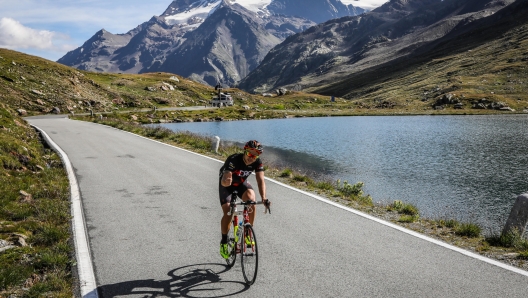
left=57, top=0, right=365, bottom=86
left=238, top=0, right=520, bottom=93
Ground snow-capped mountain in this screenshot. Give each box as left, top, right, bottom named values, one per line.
left=239, top=0, right=519, bottom=93
left=57, top=0, right=366, bottom=86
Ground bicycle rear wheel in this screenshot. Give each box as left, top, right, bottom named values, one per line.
left=225, top=224, right=237, bottom=267
left=241, top=224, right=258, bottom=285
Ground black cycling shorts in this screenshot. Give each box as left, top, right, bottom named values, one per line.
left=219, top=180, right=254, bottom=206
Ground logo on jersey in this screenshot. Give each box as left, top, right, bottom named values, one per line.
left=233, top=170, right=252, bottom=178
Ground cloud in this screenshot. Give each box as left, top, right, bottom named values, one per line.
left=0, top=17, right=57, bottom=49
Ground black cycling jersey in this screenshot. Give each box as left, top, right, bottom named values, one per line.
left=219, top=153, right=264, bottom=186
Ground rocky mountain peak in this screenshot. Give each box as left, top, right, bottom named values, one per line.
left=58, top=0, right=365, bottom=85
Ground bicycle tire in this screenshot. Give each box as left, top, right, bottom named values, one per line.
left=240, top=224, right=258, bottom=285
left=225, top=224, right=237, bottom=267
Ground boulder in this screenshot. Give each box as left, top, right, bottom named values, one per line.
left=275, top=88, right=288, bottom=96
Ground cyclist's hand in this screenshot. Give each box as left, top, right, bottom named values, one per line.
left=263, top=199, right=271, bottom=214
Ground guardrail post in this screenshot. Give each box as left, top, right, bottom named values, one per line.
left=212, top=136, right=220, bottom=154
left=502, top=193, right=528, bottom=237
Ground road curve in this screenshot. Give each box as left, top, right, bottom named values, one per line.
left=26, top=116, right=528, bottom=298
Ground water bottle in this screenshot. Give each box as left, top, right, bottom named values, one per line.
left=237, top=221, right=243, bottom=238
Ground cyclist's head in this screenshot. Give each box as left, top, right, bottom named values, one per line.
left=244, top=140, right=263, bottom=157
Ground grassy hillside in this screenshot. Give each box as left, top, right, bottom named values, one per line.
left=0, top=48, right=224, bottom=115
left=313, top=12, right=528, bottom=114
left=0, top=103, right=72, bottom=296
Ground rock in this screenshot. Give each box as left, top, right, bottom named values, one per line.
left=145, top=86, right=157, bottom=92
left=51, top=107, right=60, bottom=114
left=162, top=82, right=175, bottom=90
left=19, top=190, right=32, bottom=203
left=242, top=105, right=250, bottom=110
left=262, top=93, right=273, bottom=97
left=0, top=239, right=15, bottom=253
left=17, top=109, right=27, bottom=116
left=32, top=90, right=44, bottom=96
left=18, top=237, right=28, bottom=247
left=454, top=103, right=464, bottom=109
left=155, top=98, right=170, bottom=104
left=499, top=107, right=515, bottom=111
left=0, top=239, right=11, bottom=248
left=276, top=88, right=289, bottom=96
left=169, top=76, right=180, bottom=82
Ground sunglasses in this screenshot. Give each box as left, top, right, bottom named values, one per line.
left=245, top=150, right=260, bottom=159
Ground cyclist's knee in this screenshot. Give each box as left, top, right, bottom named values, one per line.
left=221, top=203, right=231, bottom=215
left=243, top=189, right=256, bottom=201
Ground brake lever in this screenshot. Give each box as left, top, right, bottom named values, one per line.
left=264, top=200, right=271, bottom=214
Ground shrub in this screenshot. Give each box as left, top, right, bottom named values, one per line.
left=437, top=219, right=459, bottom=228
left=487, top=229, right=528, bottom=249
left=279, top=168, right=293, bottom=178
left=388, top=200, right=419, bottom=216
left=337, top=180, right=364, bottom=197
left=292, top=174, right=312, bottom=184
left=398, top=215, right=419, bottom=223
left=455, top=223, right=481, bottom=238
left=315, top=181, right=334, bottom=191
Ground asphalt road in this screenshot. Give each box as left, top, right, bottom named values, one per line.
left=26, top=116, right=528, bottom=297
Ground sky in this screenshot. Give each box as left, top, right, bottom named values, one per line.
left=0, top=0, right=387, bottom=62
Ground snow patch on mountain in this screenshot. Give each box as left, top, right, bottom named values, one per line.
left=163, top=0, right=273, bottom=28
left=230, top=0, right=273, bottom=16
left=164, top=0, right=220, bottom=28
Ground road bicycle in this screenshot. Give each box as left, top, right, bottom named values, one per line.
left=224, top=191, right=270, bottom=285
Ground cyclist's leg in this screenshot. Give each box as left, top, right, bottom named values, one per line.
left=240, top=182, right=256, bottom=226
left=219, top=185, right=233, bottom=236
left=219, top=185, right=234, bottom=259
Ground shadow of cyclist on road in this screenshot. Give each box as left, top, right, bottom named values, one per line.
left=96, top=263, right=249, bottom=297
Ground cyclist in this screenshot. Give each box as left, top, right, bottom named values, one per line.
left=219, top=140, right=270, bottom=259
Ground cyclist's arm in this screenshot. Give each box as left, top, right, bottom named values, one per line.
left=255, top=171, right=266, bottom=201
left=221, top=171, right=233, bottom=187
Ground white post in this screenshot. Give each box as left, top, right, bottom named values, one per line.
left=212, top=136, right=220, bottom=154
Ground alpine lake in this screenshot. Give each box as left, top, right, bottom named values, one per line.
left=155, top=114, right=528, bottom=232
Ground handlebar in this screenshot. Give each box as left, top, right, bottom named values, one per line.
left=230, top=191, right=271, bottom=214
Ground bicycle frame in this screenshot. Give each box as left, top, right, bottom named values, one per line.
left=227, top=192, right=254, bottom=248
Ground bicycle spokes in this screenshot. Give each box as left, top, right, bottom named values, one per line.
left=241, top=225, right=258, bottom=285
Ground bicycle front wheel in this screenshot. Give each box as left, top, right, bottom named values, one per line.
left=241, top=224, right=258, bottom=285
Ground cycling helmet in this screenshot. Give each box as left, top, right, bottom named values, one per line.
left=244, top=140, right=263, bottom=154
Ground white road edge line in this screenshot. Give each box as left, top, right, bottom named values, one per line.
left=32, top=125, right=99, bottom=298
left=74, top=119, right=528, bottom=279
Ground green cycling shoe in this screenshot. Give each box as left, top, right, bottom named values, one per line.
left=245, top=235, right=255, bottom=246
left=220, top=243, right=230, bottom=259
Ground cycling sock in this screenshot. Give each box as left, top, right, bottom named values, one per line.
left=221, top=233, right=228, bottom=244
